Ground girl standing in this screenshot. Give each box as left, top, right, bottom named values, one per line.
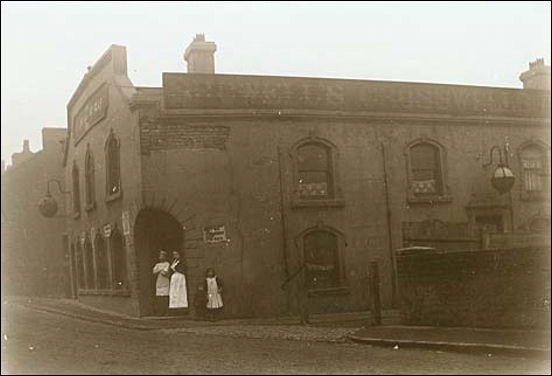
left=204, top=268, right=223, bottom=321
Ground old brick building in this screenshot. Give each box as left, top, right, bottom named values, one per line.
left=1, top=129, right=69, bottom=297
left=14, top=35, right=549, bottom=318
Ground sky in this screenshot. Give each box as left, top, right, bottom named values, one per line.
left=1, top=1, right=550, bottom=164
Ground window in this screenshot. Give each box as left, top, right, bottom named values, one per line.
left=94, top=234, right=109, bottom=290
left=406, top=139, right=449, bottom=203
left=297, top=142, right=333, bottom=199
left=85, top=149, right=95, bottom=209
left=519, top=144, right=548, bottom=199
left=410, top=143, right=442, bottom=195
left=83, top=237, right=95, bottom=289
left=72, top=162, right=81, bottom=216
left=105, top=131, right=121, bottom=199
left=303, top=230, right=340, bottom=289
left=111, top=230, right=127, bottom=289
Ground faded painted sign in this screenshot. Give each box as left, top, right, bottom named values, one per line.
left=203, top=225, right=227, bottom=243
left=73, top=84, right=108, bottom=144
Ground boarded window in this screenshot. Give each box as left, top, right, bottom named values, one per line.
left=85, top=152, right=95, bottom=206
left=410, top=142, right=442, bottom=195
left=106, top=134, right=121, bottom=196
left=297, top=143, right=332, bottom=199
left=72, top=163, right=81, bottom=214
left=111, top=231, right=127, bottom=289
left=520, top=145, right=545, bottom=193
left=303, top=231, right=339, bottom=289
left=94, top=235, right=109, bottom=290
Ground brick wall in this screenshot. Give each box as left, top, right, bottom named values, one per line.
left=397, top=247, right=551, bottom=329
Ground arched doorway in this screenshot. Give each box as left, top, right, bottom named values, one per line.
left=134, top=209, right=184, bottom=316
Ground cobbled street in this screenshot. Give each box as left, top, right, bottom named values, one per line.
left=1, top=302, right=549, bottom=375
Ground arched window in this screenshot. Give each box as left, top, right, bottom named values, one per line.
left=410, top=142, right=442, bottom=195
left=85, top=149, right=96, bottom=209
left=94, top=234, right=109, bottom=290
left=72, top=162, right=81, bottom=215
left=105, top=130, right=121, bottom=199
left=519, top=143, right=548, bottom=199
left=297, top=142, right=333, bottom=199
left=111, top=230, right=127, bottom=289
left=405, top=139, right=449, bottom=203
left=83, top=237, right=95, bottom=289
left=303, top=230, right=340, bottom=289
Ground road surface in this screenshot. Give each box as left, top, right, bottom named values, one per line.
left=1, top=302, right=549, bottom=374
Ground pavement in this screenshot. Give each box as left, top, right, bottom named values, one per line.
left=4, top=296, right=550, bottom=358
left=350, top=326, right=551, bottom=358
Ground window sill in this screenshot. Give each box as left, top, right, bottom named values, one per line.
left=85, top=201, right=96, bottom=213
left=105, top=190, right=122, bottom=203
left=291, top=198, right=345, bottom=208
left=78, top=289, right=130, bottom=297
left=407, top=195, right=452, bottom=205
left=307, top=286, right=351, bottom=297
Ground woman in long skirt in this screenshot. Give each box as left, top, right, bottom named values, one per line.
left=169, top=250, right=188, bottom=314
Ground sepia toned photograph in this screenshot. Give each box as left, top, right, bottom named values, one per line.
left=1, top=1, right=550, bottom=374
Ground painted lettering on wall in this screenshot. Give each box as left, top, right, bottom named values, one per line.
left=73, top=84, right=109, bottom=144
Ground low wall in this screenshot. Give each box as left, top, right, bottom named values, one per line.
left=397, top=247, right=551, bottom=329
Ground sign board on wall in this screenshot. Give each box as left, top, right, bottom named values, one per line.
left=73, top=83, right=109, bottom=144
left=203, top=225, right=227, bottom=243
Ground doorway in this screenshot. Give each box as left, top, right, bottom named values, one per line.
left=134, top=209, right=184, bottom=316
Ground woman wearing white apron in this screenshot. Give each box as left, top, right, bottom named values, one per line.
left=169, top=251, right=188, bottom=314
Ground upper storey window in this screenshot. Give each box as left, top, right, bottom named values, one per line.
left=405, top=139, right=450, bottom=204
left=84, top=148, right=96, bottom=210
left=297, top=142, right=333, bottom=199
left=72, top=162, right=81, bottom=217
left=292, top=137, right=344, bottom=208
left=519, top=142, right=549, bottom=200
left=105, top=130, right=121, bottom=201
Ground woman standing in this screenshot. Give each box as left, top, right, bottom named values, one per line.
left=169, top=250, right=188, bottom=314
left=152, top=250, right=170, bottom=316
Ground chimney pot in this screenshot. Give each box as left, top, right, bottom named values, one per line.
left=519, top=58, right=551, bottom=90
left=184, top=34, right=217, bottom=74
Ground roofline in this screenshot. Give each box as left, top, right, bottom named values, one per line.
left=161, top=72, right=541, bottom=92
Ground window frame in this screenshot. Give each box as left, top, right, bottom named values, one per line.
left=295, top=225, right=349, bottom=296
left=84, top=145, right=96, bottom=212
left=291, top=137, right=344, bottom=208
left=105, top=129, right=122, bottom=203
left=517, top=140, right=550, bottom=201
left=404, top=138, right=451, bottom=204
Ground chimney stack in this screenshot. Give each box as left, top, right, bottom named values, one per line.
left=519, top=58, right=551, bottom=90
left=184, top=33, right=217, bottom=74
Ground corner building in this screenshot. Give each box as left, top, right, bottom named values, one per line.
left=63, top=36, right=551, bottom=318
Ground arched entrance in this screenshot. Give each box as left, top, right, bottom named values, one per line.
left=134, top=209, right=184, bottom=316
